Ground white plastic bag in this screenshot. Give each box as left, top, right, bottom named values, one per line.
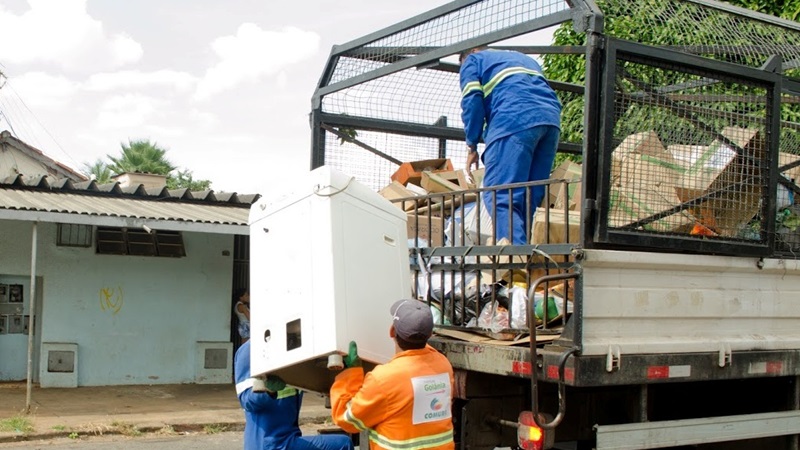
left=509, top=286, right=529, bottom=329
left=477, top=300, right=509, bottom=333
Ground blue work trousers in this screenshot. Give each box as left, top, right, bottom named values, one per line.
left=282, top=433, right=353, bottom=450
left=482, top=125, right=560, bottom=245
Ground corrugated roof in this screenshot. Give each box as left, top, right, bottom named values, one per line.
left=0, top=174, right=259, bottom=234
left=0, top=189, right=249, bottom=225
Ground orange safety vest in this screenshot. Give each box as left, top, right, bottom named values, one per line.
left=331, top=345, right=455, bottom=450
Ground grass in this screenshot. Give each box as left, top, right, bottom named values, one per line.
left=110, top=421, right=142, bottom=437
left=203, top=423, right=228, bottom=434
left=51, top=424, right=67, bottom=431
left=68, top=432, right=79, bottom=439
left=0, top=415, right=34, bottom=434
left=156, top=425, right=176, bottom=435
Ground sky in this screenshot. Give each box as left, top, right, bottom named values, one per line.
left=0, top=0, right=451, bottom=195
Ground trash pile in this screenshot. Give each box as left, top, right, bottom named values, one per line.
left=378, top=158, right=578, bottom=336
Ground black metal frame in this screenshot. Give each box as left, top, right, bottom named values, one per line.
left=593, top=38, right=782, bottom=256
left=309, top=0, right=602, bottom=171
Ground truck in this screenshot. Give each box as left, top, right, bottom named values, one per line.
left=294, top=0, right=800, bottom=449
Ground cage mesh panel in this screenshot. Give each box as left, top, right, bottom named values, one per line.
left=777, top=113, right=800, bottom=254
left=606, top=53, right=771, bottom=241
left=328, top=0, right=569, bottom=85
left=324, top=130, right=470, bottom=191
left=600, top=0, right=800, bottom=72
left=323, top=67, right=461, bottom=130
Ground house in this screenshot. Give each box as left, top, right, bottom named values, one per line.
left=0, top=130, right=256, bottom=387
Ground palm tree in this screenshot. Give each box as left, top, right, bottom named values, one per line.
left=81, top=159, right=113, bottom=184
left=107, top=139, right=176, bottom=176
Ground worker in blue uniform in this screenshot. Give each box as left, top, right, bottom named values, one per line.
left=234, top=340, right=354, bottom=450
left=460, top=47, right=562, bottom=245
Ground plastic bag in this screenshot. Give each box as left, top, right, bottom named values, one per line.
left=509, top=286, right=529, bottom=329
left=477, top=300, right=509, bottom=332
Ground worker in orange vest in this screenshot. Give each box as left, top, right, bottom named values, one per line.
left=330, top=299, right=455, bottom=450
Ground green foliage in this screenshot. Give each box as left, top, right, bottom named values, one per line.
left=337, top=127, right=359, bottom=145
left=108, top=139, right=176, bottom=176
left=81, top=158, right=113, bottom=184
left=0, top=415, right=34, bottom=433
left=203, top=423, right=228, bottom=434
left=166, top=169, right=211, bottom=191
left=81, top=138, right=213, bottom=190
left=543, top=0, right=800, bottom=155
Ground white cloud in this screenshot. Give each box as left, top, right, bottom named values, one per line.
left=95, top=94, right=167, bottom=129
left=194, top=24, right=320, bottom=100
left=85, top=70, right=197, bottom=93
left=0, top=0, right=142, bottom=72
left=4, top=72, right=79, bottom=109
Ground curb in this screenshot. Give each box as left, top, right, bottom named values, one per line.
left=0, top=414, right=331, bottom=445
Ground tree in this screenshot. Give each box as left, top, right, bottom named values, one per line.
left=80, top=139, right=213, bottom=190
left=107, top=139, right=176, bottom=176
left=82, top=159, right=113, bottom=184
left=543, top=0, right=800, bottom=162
left=167, top=169, right=211, bottom=191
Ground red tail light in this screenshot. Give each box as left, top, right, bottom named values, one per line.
left=517, top=411, right=544, bottom=450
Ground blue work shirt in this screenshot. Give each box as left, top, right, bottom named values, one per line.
left=460, top=49, right=562, bottom=150
left=234, top=341, right=303, bottom=450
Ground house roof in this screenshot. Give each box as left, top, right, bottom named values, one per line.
left=0, top=174, right=259, bottom=235
left=0, top=130, right=87, bottom=181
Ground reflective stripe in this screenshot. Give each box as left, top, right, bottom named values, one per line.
left=343, top=401, right=368, bottom=431
left=236, top=379, right=298, bottom=398
left=276, top=387, right=299, bottom=399
left=368, top=428, right=453, bottom=450
left=483, top=66, right=543, bottom=97
left=236, top=378, right=255, bottom=395
left=461, top=81, right=482, bottom=97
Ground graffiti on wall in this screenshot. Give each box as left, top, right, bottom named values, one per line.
left=99, top=287, right=123, bottom=315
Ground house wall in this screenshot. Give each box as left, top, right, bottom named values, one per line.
left=0, top=219, right=236, bottom=386
left=0, top=142, right=56, bottom=179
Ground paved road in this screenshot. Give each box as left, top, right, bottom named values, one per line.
left=0, top=424, right=339, bottom=449
left=0, top=431, right=244, bottom=449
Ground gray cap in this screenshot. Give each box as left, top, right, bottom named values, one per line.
left=390, top=299, right=434, bottom=344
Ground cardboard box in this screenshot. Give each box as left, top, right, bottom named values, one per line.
left=391, top=158, right=454, bottom=187
left=674, top=127, right=764, bottom=236
left=609, top=184, right=694, bottom=232
left=470, top=168, right=485, bottom=189
left=406, top=214, right=445, bottom=246
left=612, top=130, right=667, bottom=161
left=379, top=181, right=419, bottom=210
left=547, top=160, right=582, bottom=209
left=779, top=151, right=800, bottom=184
left=531, top=208, right=581, bottom=244
left=421, top=170, right=465, bottom=193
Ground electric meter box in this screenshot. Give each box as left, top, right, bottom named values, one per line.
left=248, top=166, right=410, bottom=393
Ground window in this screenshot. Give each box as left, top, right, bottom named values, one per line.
left=96, top=227, right=186, bottom=257
left=57, top=224, right=92, bottom=247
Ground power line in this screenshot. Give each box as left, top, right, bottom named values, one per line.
left=0, top=77, right=82, bottom=170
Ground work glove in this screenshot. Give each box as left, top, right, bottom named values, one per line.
left=265, top=375, right=286, bottom=393
left=343, top=341, right=361, bottom=368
